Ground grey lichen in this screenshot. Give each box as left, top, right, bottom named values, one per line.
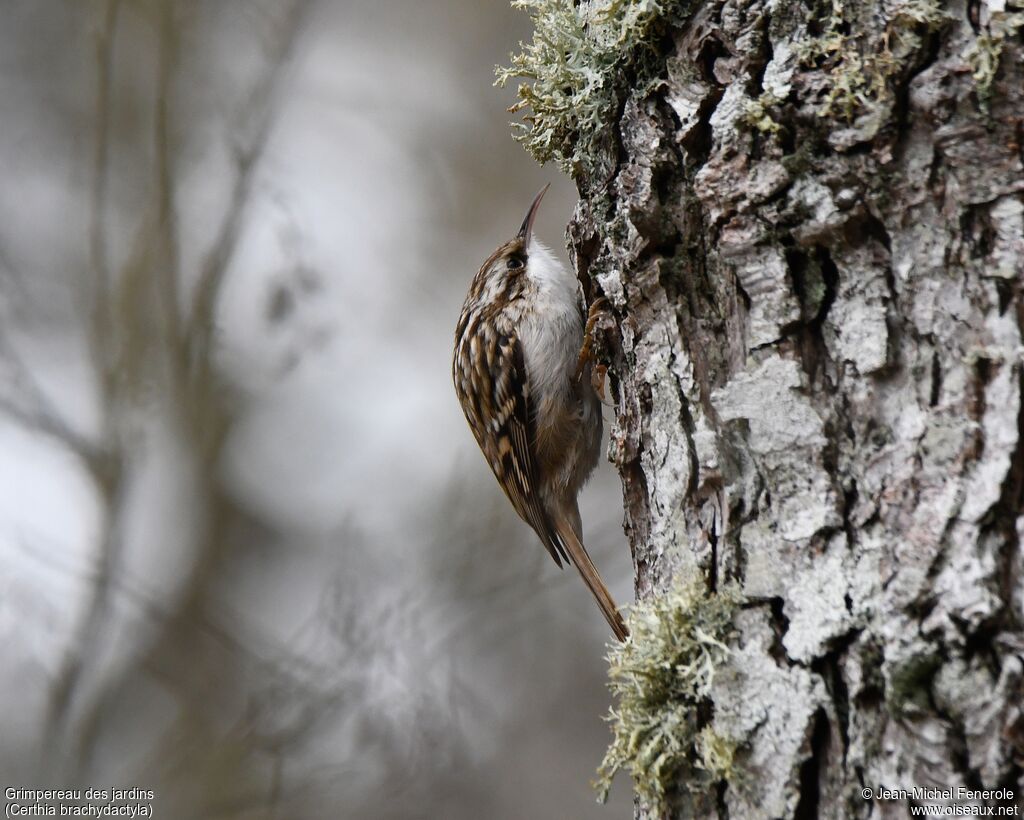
left=798, top=0, right=951, bottom=122
left=595, top=576, right=742, bottom=812
left=495, top=0, right=693, bottom=176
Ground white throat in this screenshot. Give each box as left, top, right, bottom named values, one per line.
left=517, top=239, right=584, bottom=412
left=526, top=239, right=577, bottom=303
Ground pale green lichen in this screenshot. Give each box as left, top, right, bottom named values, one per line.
left=496, top=0, right=692, bottom=175
left=595, top=576, right=742, bottom=812
left=799, top=0, right=951, bottom=122
left=694, top=724, right=737, bottom=780
left=743, top=91, right=785, bottom=134
left=965, top=10, right=1024, bottom=111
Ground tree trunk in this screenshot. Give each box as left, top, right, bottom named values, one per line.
left=512, top=0, right=1024, bottom=816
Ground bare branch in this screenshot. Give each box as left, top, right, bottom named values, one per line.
left=0, top=277, right=107, bottom=472
left=86, top=0, right=121, bottom=393
left=0, top=389, right=102, bottom=468
left=186, top=0, right=312, bottom=377
left=88, top=0, right=119, bottom=310
left=153, top=0, right=182, bottom=355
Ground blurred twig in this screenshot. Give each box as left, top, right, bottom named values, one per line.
left=87, top=0, right=120, bottom=393
left=41, top=0, right=313, bottom=763
left=154, top=0, right=183, bottom=363
left=186, top=0, right=312, bottom=387
left=0, top=263, right=109, bottom=472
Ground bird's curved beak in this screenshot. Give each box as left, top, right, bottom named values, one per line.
left=517, top=183, right=550, bottom=246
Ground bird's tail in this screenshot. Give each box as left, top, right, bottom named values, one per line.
left=553, top=516, right=630, bottom=642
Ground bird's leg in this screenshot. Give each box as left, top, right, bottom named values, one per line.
left=575, top=296, right=611, bottom=401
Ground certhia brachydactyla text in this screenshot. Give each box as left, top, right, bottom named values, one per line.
left=452, top=185, right=629, bottom=641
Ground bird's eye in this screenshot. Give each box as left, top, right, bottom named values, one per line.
left=506, top=256, right=525, bottom=270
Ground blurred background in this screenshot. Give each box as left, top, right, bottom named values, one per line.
left=0, top=1, right=633, bottom=817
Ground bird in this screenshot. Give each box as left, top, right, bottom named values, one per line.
left=452, top=184, right=629, bottom=642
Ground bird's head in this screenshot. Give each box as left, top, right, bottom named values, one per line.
left=473, top=184, right=550, bottom=295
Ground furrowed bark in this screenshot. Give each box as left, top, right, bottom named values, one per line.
left=562, top=0, right=1024, bottom=816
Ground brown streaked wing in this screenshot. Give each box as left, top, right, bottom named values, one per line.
left=453, top=322, right=568, bottom=567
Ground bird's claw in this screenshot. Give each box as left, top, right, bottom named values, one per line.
left=591, top=363, right=608, bottom=401
left=575, top=297, right=611, bottom=402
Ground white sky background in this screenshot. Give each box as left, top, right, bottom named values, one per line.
left=0, top=2, right=633, bottom=818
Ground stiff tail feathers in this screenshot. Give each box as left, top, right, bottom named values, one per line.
left=553, top=517, right=629, bottom=642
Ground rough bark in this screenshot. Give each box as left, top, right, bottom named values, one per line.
left=563, top=0, right=1024, bottom=816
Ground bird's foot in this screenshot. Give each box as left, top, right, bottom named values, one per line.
left=575, top=296, right=612, bottom=402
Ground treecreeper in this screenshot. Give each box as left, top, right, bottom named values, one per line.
left=452, top=185, right=629, bottom=642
